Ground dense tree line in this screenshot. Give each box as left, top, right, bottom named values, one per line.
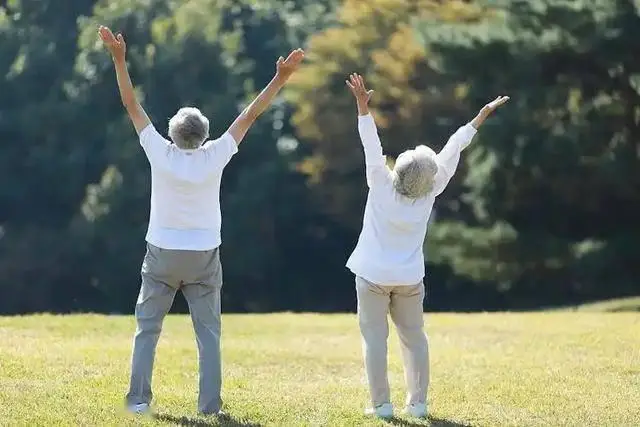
left=0, top=0, right=638, bottom=314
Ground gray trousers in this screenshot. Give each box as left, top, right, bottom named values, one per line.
left=355, top=276, right=429, bottom=407
left=126, top=243, right=223, bottom=414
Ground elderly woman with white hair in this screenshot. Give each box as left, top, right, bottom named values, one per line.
left=345, top=73, right=508, bottom=419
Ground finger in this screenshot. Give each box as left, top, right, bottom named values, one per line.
left=290, top=51, right=304, bottom=65
left=346, top=80, right=355, bottom=90
left=104, top=26, right=116, bottom=40
left=285, top=50, right=298, bottom=62
left=495, top=96, right=509, bottom=106
left=98, top=26, right=109, bottom=41
left=277, top=56, right=284, bottom=66
left=117, top=33, right=125, bottom=43
left=99, top=26, right=116, bottom=43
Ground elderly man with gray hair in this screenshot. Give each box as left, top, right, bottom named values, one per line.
left=345, top=73, right=508, bottom=419
left=99, top=26, right=304, bottom=416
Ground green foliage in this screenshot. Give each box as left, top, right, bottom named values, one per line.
left=0, top=0, right=344, bottom=314
left=414, top=0, right=640, bottom=300
left=0, top=0, right=638, bottom=314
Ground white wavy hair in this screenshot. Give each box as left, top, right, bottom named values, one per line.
left=168, top=107, right=210, bottom=149
left=392, top=145, right=439, bottom=199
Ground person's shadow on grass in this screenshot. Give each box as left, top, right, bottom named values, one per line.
left=387, top=415, right=473, bottom=427
left=153, top=412, right=263, bottom=427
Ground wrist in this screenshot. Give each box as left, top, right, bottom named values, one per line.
left=113, top=56, right=126, bottom=66
left=357, top=101, right=369, bottom=115
left=479, top=108, right=491, bottom=119
left=273, top=73, right=289, bottom=86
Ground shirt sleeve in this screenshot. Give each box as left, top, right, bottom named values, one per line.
left=357, top=113, right=391, bottom=188
left=432, top=123, right=478, bottom=196
left=201, top=131, right=239, bottom=169
left=139, top=124, right=171, bottom=166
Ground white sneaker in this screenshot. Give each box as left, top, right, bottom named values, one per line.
left=202, top=410, right=226, bottom=417
left=365, top=403, right=394, bottom=419
left=127, top=403, right=150, bottom=415
left=404, top=402, right=427, bottom=418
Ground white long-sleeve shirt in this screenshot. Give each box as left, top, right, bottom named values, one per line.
left=345, top=113, right=478, bottom=285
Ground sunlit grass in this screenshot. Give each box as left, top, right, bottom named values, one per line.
left=1, top=312, right=639, bottom=426
left=552, top=296, right=640, bottom=313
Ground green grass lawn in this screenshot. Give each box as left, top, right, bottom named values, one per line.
left=556, top=296, right=640, bottom=312
left=1, top=313, right=639, bottom=426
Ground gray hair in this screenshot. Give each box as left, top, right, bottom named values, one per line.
left=168, top=107, right=210, bottom=149
left=392, top=145, right=439, bottom=199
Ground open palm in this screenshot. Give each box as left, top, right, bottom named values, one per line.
left=276, top=49, right=305, bottom=81
left=99, top=25, right=126, bottom=62
left=482, top=96, right=510, bottom=115
left=346, top=73, right=373, bottom=104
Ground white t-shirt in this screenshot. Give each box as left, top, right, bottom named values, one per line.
left=346, top=114, right=477, bottom=286
left=139, top=124, right=238, bottom=251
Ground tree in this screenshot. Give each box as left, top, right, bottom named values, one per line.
left=65, top=0, right=343, bottom=313
left=286, top=0, right=508, bottom=309
left=416, top=0, right=640, bottom=304
left=287, top=0, right=486, bottom=230
left=0, top=0, right=101, bottom=313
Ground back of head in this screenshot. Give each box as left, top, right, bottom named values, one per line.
left=168, top=107, right=210, bottom=150
left=392, top=145, right=438, bottom=199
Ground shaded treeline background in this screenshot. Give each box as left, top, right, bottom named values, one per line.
left=0, top=0, right=638, bottom=314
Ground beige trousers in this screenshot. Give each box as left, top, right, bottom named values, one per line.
left=355, top=276, right=429, bottom=407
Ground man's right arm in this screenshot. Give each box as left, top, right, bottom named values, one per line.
left=113, top=58, right=151, bottom=135
left=100, top=26, right=152, bottom=136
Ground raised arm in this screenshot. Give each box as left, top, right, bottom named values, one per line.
left=227, top=49, right=304, bottom=145
left=346, top=74, right=388, bottom=187
left=99, top=26, right=150, bottom=135
left=433, top=95, right=509, bottom=195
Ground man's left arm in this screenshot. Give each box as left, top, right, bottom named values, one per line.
left=226, top=49, right=305, bottom=146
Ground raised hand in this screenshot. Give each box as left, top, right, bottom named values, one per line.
left=275, top=49, right=305, bottom=82
left=480, top=96, right=510, bottom=116
left=471, top=95, right=510, bottom=129
left=346, top=73, right=374, bottom=104
left=99, top=25, right=126, bottom=63
left=346, top=73, right=374, bottom=115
